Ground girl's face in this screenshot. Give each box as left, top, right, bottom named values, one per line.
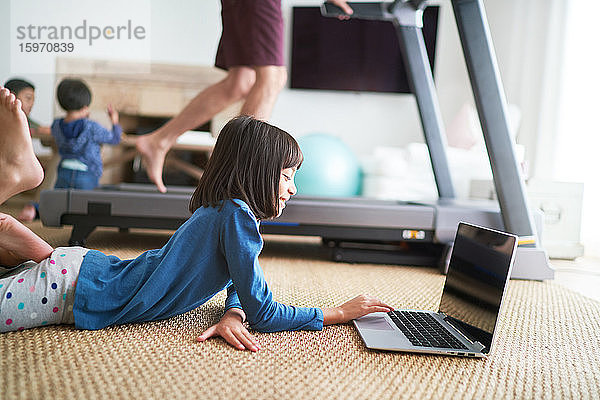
left=277, top=167, right=297, bottom=217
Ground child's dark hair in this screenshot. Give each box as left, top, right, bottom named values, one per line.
left=189, top=116, right=303, bottom=220
left=56, top=79, right=92, bottom=111
left=4, top=78, right=34, bottom=95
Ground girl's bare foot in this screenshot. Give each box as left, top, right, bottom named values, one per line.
left=0, top=213, right=53, bottom=264
left=135, top=132, right=169, bottom=193
left=0, top=87, right=44, bottom=205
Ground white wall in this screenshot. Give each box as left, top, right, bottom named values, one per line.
left=1, top=0, right=556, bottom=167
left=0, top=0, right=222, bottom=126
left=555, top=0, right=600, bottom=256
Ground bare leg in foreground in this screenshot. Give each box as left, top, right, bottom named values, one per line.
left=0, top=87, right=53, bottom=265
left=0, top=213, right=53, bottom=265
left=0, top=87, right=44, bottom=205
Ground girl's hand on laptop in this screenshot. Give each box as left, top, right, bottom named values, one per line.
left=323, top=295, right=394, bottom=325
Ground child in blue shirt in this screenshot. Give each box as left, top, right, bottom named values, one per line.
left=52, top=78, right=122, bottom=188
left=0, top=90, right=393, bottom=351
left=18, top=78, right=122, bottom=222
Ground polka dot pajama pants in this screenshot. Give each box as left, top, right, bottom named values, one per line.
left=0, top=247, right=88, bottom=333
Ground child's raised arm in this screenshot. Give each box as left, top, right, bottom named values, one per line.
left=90, top=108, right=121, bottom=145
left=322, top=295, right=394, bottom=325
left=107, top=104, right=119, bottom=126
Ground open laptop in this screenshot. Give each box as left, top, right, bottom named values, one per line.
left=354, top=222, right=518, bottom=357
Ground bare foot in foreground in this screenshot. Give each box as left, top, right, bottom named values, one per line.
left=0, top=87, right=44, bottom=205
left=0, top=213, right=53, bottom=265
left=135, top=132, right=170, bottom=193
left=17, top=204, right=37, bottom=223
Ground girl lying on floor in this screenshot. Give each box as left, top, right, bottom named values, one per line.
left=0, top=87, right=393, bottom=351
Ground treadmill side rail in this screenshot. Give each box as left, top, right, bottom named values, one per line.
left=39, top=189, right=69, bottom=227
left=277, top=198, right=436, bottom=230
left=39, top=187, right=193, bottom=245
left=68, top=190, right=192, bottom=219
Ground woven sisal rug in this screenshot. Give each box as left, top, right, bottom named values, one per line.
left=1, top=217, right=599, bottom=399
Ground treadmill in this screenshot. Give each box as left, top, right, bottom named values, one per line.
left=267, top=0, right=553, bottom=280
left=39, top=0, right=554, bottom=280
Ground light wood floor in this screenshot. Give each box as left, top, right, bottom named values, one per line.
left=552, top=257, right=600, bottom=302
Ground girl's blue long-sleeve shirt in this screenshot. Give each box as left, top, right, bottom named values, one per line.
left=72, top=199, right=324, bottom=332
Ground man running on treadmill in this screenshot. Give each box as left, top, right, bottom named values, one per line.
left=136, top=0, right=354, bottom=193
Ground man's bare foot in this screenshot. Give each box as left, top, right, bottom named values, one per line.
left=17, top=204, right=37, bottom=223
left=135, top=132, right=170, bottom=193
left=0, top=213, right=53, bottom=264
left=0, top=87, right=44, bottom=205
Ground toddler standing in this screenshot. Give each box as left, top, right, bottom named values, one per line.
left=18, top=79, right=121, bottom=221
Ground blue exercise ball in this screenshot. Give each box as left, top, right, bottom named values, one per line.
left=295, top=133, right=362, bottom=197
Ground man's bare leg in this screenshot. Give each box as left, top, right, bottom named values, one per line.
left=240, top=66, right=287, bottom=120
left=0, top=87, right=44, bottom=205
left=136, top=67, right=256, bottom=192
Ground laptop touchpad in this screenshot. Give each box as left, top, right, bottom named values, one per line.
left=357, top=315, right=394, bottom=331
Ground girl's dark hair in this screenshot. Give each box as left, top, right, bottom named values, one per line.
left=56, top=78, right=92, bottom=111
left=189, top=116, right=303, bottom=220
left=4, top=78, right=35, bottom=95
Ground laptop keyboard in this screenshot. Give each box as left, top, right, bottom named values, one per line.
left=388, top=311, right=469, bottom=350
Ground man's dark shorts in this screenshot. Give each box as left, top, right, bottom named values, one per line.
left=215, top=0, right=285, bottom=70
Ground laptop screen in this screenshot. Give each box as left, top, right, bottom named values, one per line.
left=438, top=223, right=517, bottom=353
